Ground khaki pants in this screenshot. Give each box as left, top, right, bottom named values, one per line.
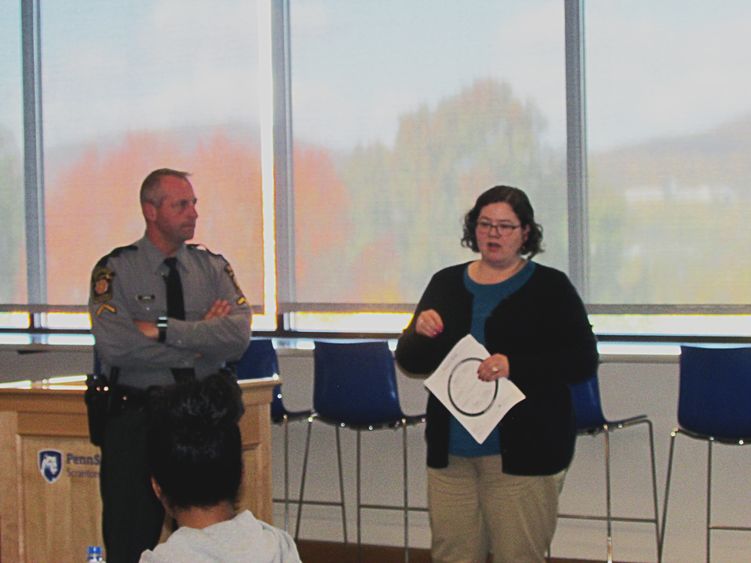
left=427, top=455, right=566, bottom=563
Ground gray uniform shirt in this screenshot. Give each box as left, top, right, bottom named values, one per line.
left=89, top=235, right=252, bottom=388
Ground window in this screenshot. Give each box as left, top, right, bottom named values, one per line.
left=585, top=0, right=751, bottom=338
left=39, top=1, right=265, bottom=311
left=281, top=0, right=566, bottom=317
left=4, top=0, right=750, bottom=340
left=586, top=0, right=751, bottom=308
left=0, top=0, right=26, bottom=306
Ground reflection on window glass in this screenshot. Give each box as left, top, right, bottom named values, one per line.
left=0, top=312, right=30, bottom=330
left=591, top=314, right=751, bottom=338
left=290, top=312, right=413, bottom=334
left=40, top=1, right=264, bottom=307
left=43, top=312, right=91, bottom=331
left=587, top=0, right=751, bottom=305
left=0, top=0, right=26, bottom=304
left=287, top=0, right=566, bottom=309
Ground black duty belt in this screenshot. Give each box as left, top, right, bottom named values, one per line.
left=109, top=384, right=150, bottom=413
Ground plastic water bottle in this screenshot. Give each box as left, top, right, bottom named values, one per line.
left=86, top=545, right=103, bottom=562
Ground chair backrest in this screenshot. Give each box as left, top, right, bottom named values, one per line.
left=235, top=339, right=285, bottom=421
left=313, top=340, right=404, bottom=426
left=678, top=345, right=751, bottom=439
left=569, top=375, right=607, bottom=431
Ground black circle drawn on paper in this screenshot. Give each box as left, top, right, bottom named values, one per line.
left=447, top=357, right=499, bottom=417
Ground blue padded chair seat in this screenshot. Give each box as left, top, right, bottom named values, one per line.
left=235, top=339, right=313, bottom=423
left=660, top=346, right=751, bottom=562
left=312, top=340, right=424, bottom=428
left=312, top=412, right=425, bottom=431
left=677, top=345, right=751, bottom=442
left=570, top=375, right=648, bottom=433
left=295, top=340, right=425, bottom=561
left=561, top=374, right=660, bottom=563
left=234, top=338, right=313, bottom=533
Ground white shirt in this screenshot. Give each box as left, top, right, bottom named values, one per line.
left=139, top=510, right=301, bottom=563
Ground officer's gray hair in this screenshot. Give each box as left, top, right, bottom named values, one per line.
left=140, top=168, right=191, bottom=207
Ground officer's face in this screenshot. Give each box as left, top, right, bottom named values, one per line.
left=151, top=176, right=198, bottom=245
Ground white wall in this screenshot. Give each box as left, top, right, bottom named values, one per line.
left=1, top=347, right=749, bottom=562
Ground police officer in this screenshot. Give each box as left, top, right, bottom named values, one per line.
left=88, top=168, right=252, bottom=563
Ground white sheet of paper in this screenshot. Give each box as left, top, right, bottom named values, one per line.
left=424, top=334, right=526, bottom=444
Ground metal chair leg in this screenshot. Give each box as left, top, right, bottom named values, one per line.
left=356, top=429, right=362, bottom=562
left=402, top=423, right=410, bottom=563
left=659, top=431, right=678, bottom=561
left=645, top=420, right=661, bottom=563
left=356, top=424, right=411, bottom=563
left=556, top=418, right=661, bottom=561
left=295, top=420, right=349, bottom=543
left=608, top=419, right=661, bottom=563
left=294, top=418, right=314, bottom=540
left=283, top=416, right=290, bottom=531
left=335, top=426, right=348, bottom=543
left=706, top=439, right=713, bottom=563
left=603, top=426, right=613, bottom=563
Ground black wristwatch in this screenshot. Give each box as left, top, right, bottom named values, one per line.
left=157, top=316, right=168, bottom=343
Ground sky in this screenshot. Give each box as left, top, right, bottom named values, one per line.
left=586, top=0, right=751, bottom=150
left=290, top=0, right=751, bottom=152
left=36, top=0, right=260, bottom=148
left=290, top=0, right=567, bottom=151
left=0, top=0, right=22, bottom=148
left=1, top=0, right=750, bottom=154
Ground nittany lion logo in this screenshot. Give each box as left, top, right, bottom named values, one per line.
left=38, top=449, right=63, bottom=484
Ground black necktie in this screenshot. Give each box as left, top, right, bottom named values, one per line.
left=163, top=257, right=194, bottom=382
left=164, top=257, right=185, bottom=320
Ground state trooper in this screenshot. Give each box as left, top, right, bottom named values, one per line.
left=88, top=168, right=252, bottom=563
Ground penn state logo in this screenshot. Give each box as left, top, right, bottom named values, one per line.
left=38, top=449, right=63, bottom=483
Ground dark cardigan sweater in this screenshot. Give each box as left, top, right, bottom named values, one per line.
left=395, top=262, right=599, bottom=475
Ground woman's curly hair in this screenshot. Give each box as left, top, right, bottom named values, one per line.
left=461, top=185, right=544, bottom=257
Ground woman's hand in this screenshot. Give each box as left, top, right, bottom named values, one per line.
left=415, top=309, right=444, bottom=338
left=478, top=353, right=510, bottom=381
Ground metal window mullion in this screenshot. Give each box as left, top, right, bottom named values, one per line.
left=21, top=0, right=46, bottom=305
left=272, top=0, right=295, bottom=324
left=565, top=0, right=588, bottom=299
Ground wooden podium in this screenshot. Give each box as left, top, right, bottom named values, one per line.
left=0, top=377, right=277, bottom=563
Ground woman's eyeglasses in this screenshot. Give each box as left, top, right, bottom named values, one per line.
left=476, top=220, right=521, bottom=235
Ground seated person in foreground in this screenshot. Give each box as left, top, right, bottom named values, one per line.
left=139, top=372, right=301, bottom=563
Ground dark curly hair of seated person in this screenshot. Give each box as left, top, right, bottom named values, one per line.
left=146, top=371, right=245, bottom=511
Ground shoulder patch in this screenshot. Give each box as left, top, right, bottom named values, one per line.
left=224, top=264, right=247, bottom=305
left=91, top=266, right=117, bottom=315
left=187, top=245, right=247, bottom=305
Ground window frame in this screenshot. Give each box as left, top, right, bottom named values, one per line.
left=2, top=0, right=748, bottom=341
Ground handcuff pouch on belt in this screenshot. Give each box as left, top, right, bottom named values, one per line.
left=84, top=368, right=119, bottom=447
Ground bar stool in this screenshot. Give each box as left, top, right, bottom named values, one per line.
left=660, top=345, right=751, bottom=563
left=235, top=339, right=313, bottom=532
left=296, top=340, right=425, bottom=562
left=557, top=374, right=660, bottom=563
